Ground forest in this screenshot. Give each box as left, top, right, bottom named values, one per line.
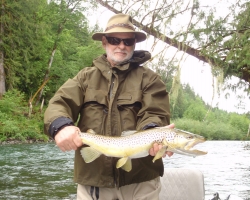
left=0, top=0, right=249, bottom=142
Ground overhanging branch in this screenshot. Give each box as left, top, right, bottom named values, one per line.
left=96, top=0, right=250, bottom=85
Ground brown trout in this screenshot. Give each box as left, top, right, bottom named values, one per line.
left=79, top=126, right=207, bottom=172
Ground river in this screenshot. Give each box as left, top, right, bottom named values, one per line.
left=0, top=141, right=250, bottom=200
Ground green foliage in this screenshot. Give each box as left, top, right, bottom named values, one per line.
left=154, top=61, right=250, bottom=141
left=222, top=2, right=250, bottom=86
left=173, top=118, right=246, bottom=141
left=229, top=113, right=249, bottom=134
left=183, top=98, right=207, bottom=121
left=2, top=0, right=103, bottom=100
left=0, top=90, right=48, bottom=142
left=170, top=84, right=198, bottom=119
left=187, top=0, right=250, bottom=91
left=3, top=0, right=49, bottom=92
left=110, top=0, right=250, bottom=89
left=205, top=108, right=229, bottom=124
left=1, top=0, right=249, bottom=143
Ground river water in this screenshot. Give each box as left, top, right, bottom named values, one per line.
left=0, top=141, right=249, bottom=200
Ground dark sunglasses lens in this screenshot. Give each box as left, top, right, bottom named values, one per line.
left=106, top=37, right=120, bottom=45
left=106, top=37, right=135, bottom=46
left=111, top=37, right=122, bottom=45
left=123, top=38, right=135, bottom=46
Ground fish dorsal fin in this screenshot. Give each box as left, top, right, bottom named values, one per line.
left=80, top=147, right=101, bottom=163
left=86, top=129, right=96, bottom=134
left=121, top=130, right=137, bottom=137
left=116, top=157, right=132, bottom=172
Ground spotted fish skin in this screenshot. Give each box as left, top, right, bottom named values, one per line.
left=79, top=126, right=207, bottom=172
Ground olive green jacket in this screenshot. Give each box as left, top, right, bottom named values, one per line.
left=44, top=50, right=170, bottom=188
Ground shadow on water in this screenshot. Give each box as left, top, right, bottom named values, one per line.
left=0, top=143, right=76, bottom=200
left=1, top=141, right=250, bottom=199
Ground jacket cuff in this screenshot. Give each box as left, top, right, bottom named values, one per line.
left=49, top=117, right=74, bottom=138
left=142, top=123, right=159, bottom=130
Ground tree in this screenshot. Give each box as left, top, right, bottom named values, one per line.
left=34, top=0, right=87, bottom=104
left=0, top=0, right=48, bottom=97
left=91, top=0, right=250, bottom=90
left=0, top=0, right=104, bottom=103
left=183, top=98, right=207, bottom=121
left=0, top=1, right=5, bottom=98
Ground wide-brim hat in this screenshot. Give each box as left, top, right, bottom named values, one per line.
left=92, top=13, right=146, bottom=43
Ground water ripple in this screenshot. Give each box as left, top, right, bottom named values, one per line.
left=0, top=141, right=250, bottom=199
left=164, top=141, right=250, bottom=199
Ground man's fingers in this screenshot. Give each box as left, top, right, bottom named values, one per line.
left=55, top=126, right=83, bottom=152
left=167, top=123, right=175, bottom=129
left=149, top=143, right=162, bottom=156
left=56, top=139, right=71, bottom=152
left=73, top=136, right=83, bottom=148
left=149, top=147, right=154, bottom=156
left=166, top=151, right=173, bottom=157
left=59, top=140, right=78, bottom=152
left=153, top=143, right=159, bottom=155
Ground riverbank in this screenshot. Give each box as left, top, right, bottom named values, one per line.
left=0, top=138, right=53, bottom=145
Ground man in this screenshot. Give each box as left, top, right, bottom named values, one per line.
left=44, top=13, right=174, bottom=200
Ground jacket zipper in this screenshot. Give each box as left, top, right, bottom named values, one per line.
left=109, top=73, right=120, bottom=188
left=109, top=75, right=115, bottom=100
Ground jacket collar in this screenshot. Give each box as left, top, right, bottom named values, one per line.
left=93, top=50, right=151, bottom=73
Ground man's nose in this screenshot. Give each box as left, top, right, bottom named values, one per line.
left=117, top=40, right=126, bottom=48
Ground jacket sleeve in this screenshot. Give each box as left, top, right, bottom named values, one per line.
left=43, top=71, right=86, bottom=137
left=136, top=70, right=170, bottom=130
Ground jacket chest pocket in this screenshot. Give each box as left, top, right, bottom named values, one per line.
left=80, top=88, right=108, bottom=134
left=117, top=90, right=142, bottom=131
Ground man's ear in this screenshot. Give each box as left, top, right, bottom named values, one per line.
left=101, top=36, right=106, bottom=48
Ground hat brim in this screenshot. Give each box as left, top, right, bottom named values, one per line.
left=92, top=29, right=146, bottom=43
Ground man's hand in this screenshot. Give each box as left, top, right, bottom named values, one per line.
left=54, top=126, right=83, bottom=152
left=149, top=123, right=175, bottom=158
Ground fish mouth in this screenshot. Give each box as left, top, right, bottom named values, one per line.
left=184, top=137, right=205, bottom=150
left=180, top=139, right=207, bottom=156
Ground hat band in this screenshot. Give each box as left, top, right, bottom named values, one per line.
left=105, top=23, right=135, bottom=32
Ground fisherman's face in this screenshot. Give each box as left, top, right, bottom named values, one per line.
left=102, top=32, right=136, bottom=67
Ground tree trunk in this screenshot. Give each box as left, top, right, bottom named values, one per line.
left=34, top=0, right=81, bottom=104
left=0, top=51, right=5, bottom=99
left=0, top=1, right=5, bottom=99
left=35, top=46, right=57, bottom=105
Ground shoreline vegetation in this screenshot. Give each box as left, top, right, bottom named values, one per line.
left=0, top=138, right=53, bottom=145
left=0, top=1, right=250, bottom=145
left=1, top=89, right=249, bottom=144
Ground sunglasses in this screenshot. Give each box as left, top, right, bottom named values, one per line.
left=105, top=36, right=136, bottom=46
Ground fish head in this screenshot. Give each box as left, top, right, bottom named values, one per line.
left=165, top=128, right=207, bottom=156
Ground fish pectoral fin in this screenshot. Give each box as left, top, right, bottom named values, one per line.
left=152, top=145, right=167, bottom=163
left=162, top=139, right=177, bottom=149
left=116, top=157, right=132, bottom=172
left=162, top=138, right=169, bottom=146
left=80, top=147, right=101, bottom=163
left=164, top=140, right=178, bottom=151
